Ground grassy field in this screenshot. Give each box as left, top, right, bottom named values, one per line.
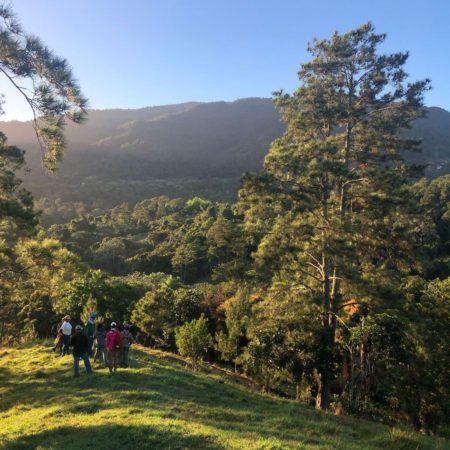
left=0, top=344, right=447, bottom=450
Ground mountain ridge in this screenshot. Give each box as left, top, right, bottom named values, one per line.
left=0, top=98, right=449, bottom=211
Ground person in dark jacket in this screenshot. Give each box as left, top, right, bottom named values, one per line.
left=71, top=325, right=93, bottom=377
left=84, top=312, right=97, bottom=356
left=93, top=323, right=107, bottom=367
left=120, top=324, right=134, bottom=368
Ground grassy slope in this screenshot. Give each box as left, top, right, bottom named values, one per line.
left=0, top=345, right=447, bottom=450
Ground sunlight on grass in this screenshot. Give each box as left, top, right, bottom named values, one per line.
left=0, top=344, right=447, bottom=450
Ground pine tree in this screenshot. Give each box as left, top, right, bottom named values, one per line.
left=239, top=23, right=430, bottom=409
left=0, top=4, right=87, bottom=170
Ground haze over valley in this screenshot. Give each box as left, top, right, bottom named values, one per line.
left=1, top=97, right=449, bottom=222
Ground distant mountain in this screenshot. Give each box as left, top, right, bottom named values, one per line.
left=0, top=98, right=449, bottom=209
left=406, top=107, right=450, bottom=175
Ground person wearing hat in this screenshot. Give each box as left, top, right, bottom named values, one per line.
left=60, top=315, right=72, bottom=356
left=70, top=325, right=93, bottom=377
left=84, top=312, right=97, bottom=356
left=106, top=322, right=123, bottom=373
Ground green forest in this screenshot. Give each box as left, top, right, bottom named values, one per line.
left=0, top=4, right=449, bottom=443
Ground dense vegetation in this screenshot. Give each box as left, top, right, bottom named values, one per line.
left=41, top=177, right=449, bottom=432
left=0, top=8, right=449, bottom=442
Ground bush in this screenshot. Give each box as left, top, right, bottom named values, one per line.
left=175, top=314, right=213, bottom=366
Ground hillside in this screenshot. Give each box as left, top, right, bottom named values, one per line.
left=0, top=99, right=449, bottom=211
left=0, top=345, right=447, bottom=450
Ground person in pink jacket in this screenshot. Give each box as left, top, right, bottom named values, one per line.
left=106, top=322, right=123, bottom=373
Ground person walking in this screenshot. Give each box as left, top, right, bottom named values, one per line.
left=120, top=324, right=134, bottom=368
left=50, top=321, right=59, bottom=339
left=84, top=312, right=97, bottom=355
left=60, top=315, right=72, bottom=356
left=70, top=325, right=93, bottom=377
left=93, top=323, right=107, bottom=367
left=106, top=322, right=122, bottom=373
left=51, top=320, right=63, bottom=354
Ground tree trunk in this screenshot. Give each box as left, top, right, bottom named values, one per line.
left=316, top=371, right=332, bottom=410
left=317, top=177, right=335, bottom=411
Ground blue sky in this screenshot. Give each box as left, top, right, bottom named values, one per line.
left=2, top=0, right=449, bottom=120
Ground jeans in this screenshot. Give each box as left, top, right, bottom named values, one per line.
left=121, top=347, right=130, bottom=368
left=87, top=337, right=94, bottom=356
left=73, top=352, right=93, bottom=377
left=94, top=346, right=107, bottom=366
left=62, top=334, right=71, bottom=356
left=53, top=335, right=63, bottom=354
left=107, top=349, right=119, bottom=372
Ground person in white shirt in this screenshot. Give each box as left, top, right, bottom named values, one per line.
left=60, top=315, right=72, bottom=356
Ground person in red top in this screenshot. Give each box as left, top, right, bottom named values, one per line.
left=106, top=322, right=123, bottom=373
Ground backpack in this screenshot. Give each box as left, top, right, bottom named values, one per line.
left=113, top=331, right=122, bottom=349
left=94, top=330, right=106, bottom=348
left=122, top=330, right=133, bottom=348
left=84, top=321, right=95, bottom=338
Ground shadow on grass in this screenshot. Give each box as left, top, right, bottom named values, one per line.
left=1, top=347, right=441, bottom=450
left=4, top=424, right=224, bottom=450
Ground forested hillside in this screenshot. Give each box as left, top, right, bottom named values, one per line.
left=0, top=99, right=449, bottom=225
left=1, top=99, right=284, bottom=218
left=1, top=9, right=449, bottom=444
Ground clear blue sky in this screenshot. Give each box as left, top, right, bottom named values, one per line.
left=2, top=0, right=450, bottom=120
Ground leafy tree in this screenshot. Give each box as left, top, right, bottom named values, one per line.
left=215, top=290, right=251, bottom=371
left=345, top=312, right=414, bottom=414
left=173, top=287, right=203, bottom=325
left=55, top=269, right=138, bottom=325
left=172, top=233, right=207, bottom=283
left=0, top=237, right=81, bottom=339
left=0, top=4, right=87, bottom=170
left=122, top=272, right=180, bottom=297
left=0, top=133, right=36, bottom=235
left=413, top=175, right=450, bottom=278
left=131, top=284, right=176, bottom=347
left=206, top=205, right=250, bottom=281
left=240, top=23, right=430, bottom=409
left=403, top=277, right=450, bottom=432
left=93, top=237, right=128, bottom=275
left=175, top=314, right=213, bottom=367
left=241, top=289, right=324, bottom=397
left=127, top=251, right=172, bottom=274
left=55, top=269, right=107, bottom=320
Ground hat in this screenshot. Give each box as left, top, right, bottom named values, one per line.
left=111, top=322, right=117, bottom=328
left=90, top=312, right=97, bottom=319
left=75, top=325, right=83, bottom=331
left=63, top=315, right=71, bottom=321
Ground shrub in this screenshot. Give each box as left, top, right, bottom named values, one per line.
left=175, top=314, right=213, bottom=366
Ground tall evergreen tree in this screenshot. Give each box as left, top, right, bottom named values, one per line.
left=239, top=23, right=430, bottom=409
left=0, top=3, right=87, bottom=170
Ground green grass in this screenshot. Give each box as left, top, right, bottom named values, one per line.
left=0, top=345, right=447, bottom=450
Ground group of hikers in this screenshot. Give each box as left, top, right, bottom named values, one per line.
left=51, top=313, right=134, bottom=377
